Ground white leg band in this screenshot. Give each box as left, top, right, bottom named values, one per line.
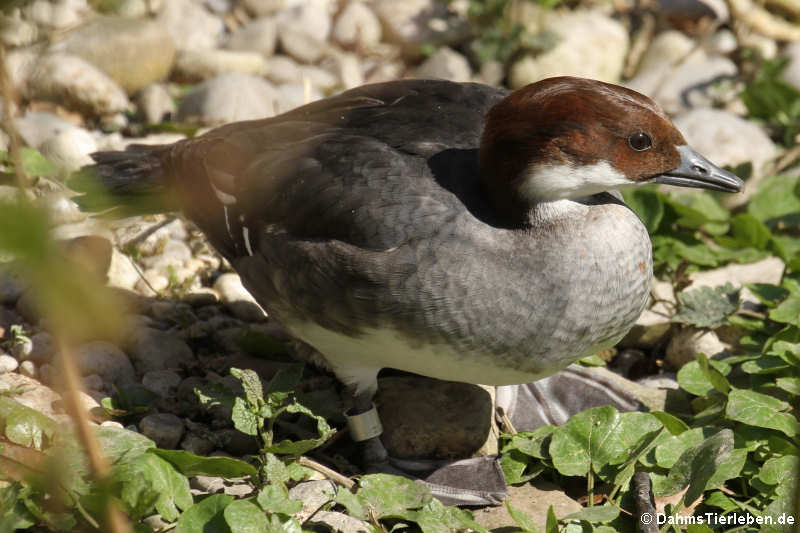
left=346, top=404, right=383, bottom=442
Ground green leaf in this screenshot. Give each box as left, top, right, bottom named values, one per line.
left=545, top=506, right=558, bottom=533
left=655, top=429, right=734, bottom=505
left=0, top=483, right=36, bottom=531
left=677, top=359, right=731, bottom=396
left=655, top=427, right=711, bottom=469
left=729, top=213, right=773, bottom=249
left=231, top=368, right=264, bottom=406
left=749, top=175, right=800, bottom=221
left=151, top=448, right=258, bottom=477
left=232, top=396, right=259, bottom=437
left=672, top=283, right=740, bottom=329
left=263, top=401, right=334, bottom=455
left=747, top=283, right=789, bottom=307
left=726, top=389, right=800, bottom=437
left=416, top=499, right=488, bottom=533
left=0, top=397, right=57, bottom=450
left=257, top=484, right=304, bottom=515
left=263, top=453, right=291, bottom=485
left=550, top=408, right=659, bottom=477
left=334, top=488, right=367, bottom=520
left=502, top=426, right=556, bottom=459
left=225, top=499, right=269, bottom=533
left=650, top=411, right=690, bottom=436
left=499, top=449, right=545, bottom=485
left=175, top=493, right=234, bottom=533
left=776, top=376, right=800, bottom=395
left=562, top=504, right=619, bottom=523
left=357, top=474, right=432, bottom=519
left=769, top=294, right=800, bottom=326
left=622, top=187, right=664, bottom=233
left=506, top=500, right=540, bottom=532
left=697, top=353, right=731, bottom=395
left=19, top=147, right=58, bottom=177
left=265, top=364, right=304, bottom=395
left=111, top=452, right=192, bottom=521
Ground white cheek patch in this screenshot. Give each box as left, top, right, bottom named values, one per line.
left=519, top=161, right=633, bottom=202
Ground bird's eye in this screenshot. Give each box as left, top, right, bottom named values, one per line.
left=628, top=132, right=652, bottom=151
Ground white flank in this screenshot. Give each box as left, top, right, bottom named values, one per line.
left=519, top=161, right=632, bottom=202
left=285, top=322, right=555, bottom=396
left=242, top=226, right=254, bottom=256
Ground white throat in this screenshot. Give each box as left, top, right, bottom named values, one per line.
left=518, top=161, right=632, bottom=202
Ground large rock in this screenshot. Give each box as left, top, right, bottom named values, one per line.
left=157, top=0, right=224, bottom=51
left=176, top=73, right=279, bottom=125
left=25, top=53, right=131, bottom=116
left=673, top=109, right=777, bottom=179
left=277, top=2, right=332, bottom=64
left=474, top=482, right=582, bottom=530
left=174, top=49, right=267, bottom=81
left=53, top=16, right=175, bottom=93
left=375, top=376, right=493, bottom=459
left=371, top=0, right=469, bottom=59
left=509, top=9, right=628, bottom=89
left=332, top=1, right=382, bottom=50
left=415, top=46, right=471, bottom=82
left=225, top=16, right=278, bottom=57
left=74, top=341, right=137, bottom=386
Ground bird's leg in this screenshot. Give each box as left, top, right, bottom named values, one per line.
left=345, top=389, right=390, bottom=468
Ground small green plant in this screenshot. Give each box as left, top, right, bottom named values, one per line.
left=741, top=57, right=800, bottom=146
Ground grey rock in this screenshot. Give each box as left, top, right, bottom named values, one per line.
left=25, top=332, right=54, bottom=364
left=27, top=53, right=131, bottom=117
left=274, top=82, right=323, bottom=114
left=176, top=73, right=279, bottom=125
left=372, top=0, right=469, bottom=58
left=265, top=54, right=301, bottom=85
left=139, top=413, right=185, bottom=448
left=0, top=372, right=69, bottom=423
left=0, top=271, right=26, bottom=305
left=18, top=360, right=36, bottom=378
left=290, top=480, right=336, bottom=522
left=475, top=481, right=582, bottom=531
left=415, top=46, right=471, bottom=82
left=219, top=428, right=260, bottom=455
left=142, top=369, right=182, bottom=398
left=39, top=363, right=55, bottom=385
left=182, top=289, right=219, bottom=307
left=689, top=256, right=784, bottom=293
left=307, top=511, right=371, bottom=533
left=627, top=51, right=737, bottom=115
left=509, top=8, right=628, bottom=89
left=127, top=327, right=195, bottom=374
left=297, top=64, right=339, bottom=91
left=83, top=373, right=105, bottom=392
left=54, top=16, right=175, bottom=93
left=637, top=374, right=680, bottom=390
left=137, top=83, right=176, bottom=124
left=332, top=1, right=382, bottom=49
left=181, top=432, right=215, bottom=456
left=674, top=109, right=777, bottom=180
left=0, top=354, right=19, bottom=374
left=74, top=341, right=137, bottom=385
left=15, top=290, right=40, bottom=324
left=214, top=273, right=267, bottom=321
left=157, top=0, right=223, bottom=51
left=175, top=49, right=267, bottom=81
left=38, top=127, right=97, bottom=173
left=226, top=16, right=277, bottom=57
left=223, top=483, right=254, bottom=497
left=278, top=25, right=328, bottom=64
left=375, top=376, right=492, bottom=459
left=330, top=52, right=364, bottom=89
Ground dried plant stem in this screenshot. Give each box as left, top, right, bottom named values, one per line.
left=727, top=0, right=800, bottom=41
left=297, top=456, right=355, bottom=489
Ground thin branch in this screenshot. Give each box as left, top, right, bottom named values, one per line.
left=296, top=456, right=355, bottom=489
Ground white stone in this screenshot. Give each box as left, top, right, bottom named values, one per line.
left=175, top=49, right=267, bottom=80
left=37, top=193, right=87, bottom=225
left=0, top=15, right=38, bottom=47
left=332, top=1, right=382, bottom=49
left=673, top=109, right=777, bottom=178
left=176, top=73, right=279, bottom=125
left=135, top=269, right=168, bottom=296
left=157, top=0, right=224, bottom=51
left=243, top=0, right=285, bottom=16
left=27, top=54, right=131, bottom=117
left=277, top=2, right=332, bottom=63
left=225, top=16, right=278, bottom=57
left=274, top=83, right=323, bottom=113
left=636, top=31, right=695, bottom=74
left=18, top=360, right=36, bottom=379
left=781, top=41, right=800, bottom=92
left=372, top=0, right=468, bottom=58
left=137, top=83, right=176, bottom=124
left=509, top=10, right=628, bottom=89
left=415, top=46, right=471, bottom=82
left=0, top=354, right=19, bottom=374
left=666, top=328, right=727, bottom=369
left=266, top=54, right=302, bottom=84
left=108, top=248, right=142, bottom=291
left=39, top=127, right=97, bottom=173
left=24, top=0, right=87, bottom=29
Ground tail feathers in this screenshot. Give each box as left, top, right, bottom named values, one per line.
left=70, top=144, right=176, bottom=217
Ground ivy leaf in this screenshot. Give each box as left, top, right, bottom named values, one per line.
left=672, top=283, right=740, bottom=329
left=725, top=389, right=800, bottom=437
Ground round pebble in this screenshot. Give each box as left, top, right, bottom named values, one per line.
left=18, top=360, right=37, bottom=379
left=0, top=354, right=19, bottom=374
left=139, top=413, right=185, bottom=449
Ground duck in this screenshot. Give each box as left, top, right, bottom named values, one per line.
left=79, top=76, right=743, bottom=469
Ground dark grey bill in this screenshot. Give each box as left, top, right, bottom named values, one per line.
left=654, top=145, right=744, bottom=193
